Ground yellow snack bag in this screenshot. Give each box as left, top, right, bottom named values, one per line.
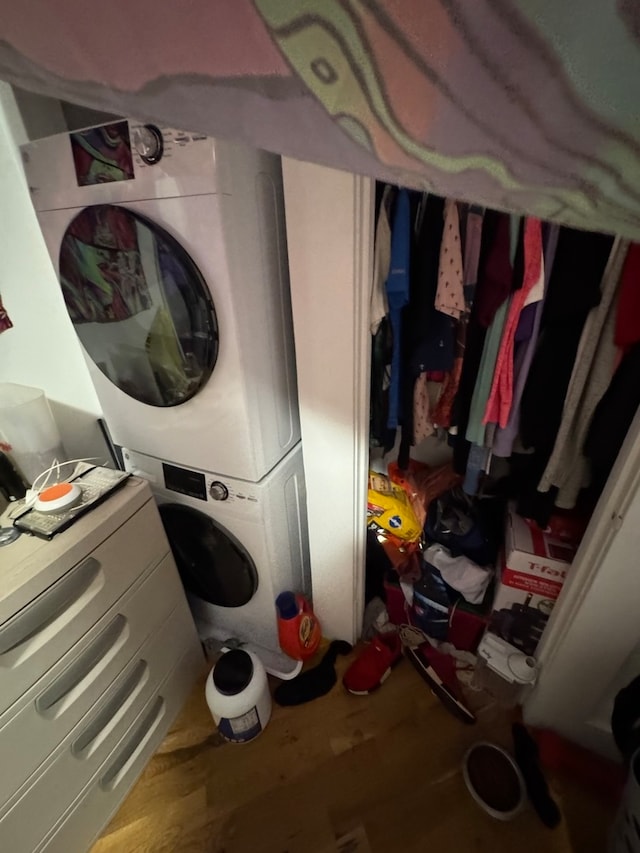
left=367, top=470, right=422, bottom=543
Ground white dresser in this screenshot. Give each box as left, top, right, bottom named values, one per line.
left=0, top=477, right=203, bottom=852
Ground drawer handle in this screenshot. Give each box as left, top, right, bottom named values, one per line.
left=35, top=614, right=129, bottom=716
left=72, top=659, right=149, bottom=759
left=100, top=696, right=165, bottom=791
left=0, top=557, right=102, bottom=657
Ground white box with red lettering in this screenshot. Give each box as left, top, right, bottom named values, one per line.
left=488, top=504, right=576, bottom=655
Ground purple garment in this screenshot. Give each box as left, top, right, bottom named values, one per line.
left=492, top=224, right=560, bottom=457
left=514, top=301, right=537, bottom=343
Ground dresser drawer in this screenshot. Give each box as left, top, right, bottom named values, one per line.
left=0, top=615, right=202, bottom=853
left=0, top=501, right=167, bottom=715
left=37, top=641, right=203, bottom=853
left=0, top=552, right=190, bottom=814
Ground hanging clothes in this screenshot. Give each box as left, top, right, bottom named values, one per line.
left=483, top=218, right=543, bottom=429
left=585, top=341, right=640, bottom=500
left=492, top=224, right=560, bottom=458
left=473, top=213, right=514, bottom=328
left=614, top=243, right=640, bottom=354
left=516, top=227, right=615, bottom=525
left=385, top=189, right=411, bottom=430
left=464, top=212, right=518, bottom=446
left=398, top=194, right=447, bottom=467
left=369, top=316, right=395, bottom=450
left=432, top=205, right=484, bottom=429
left=463, top=443, right=491, bottom=496
left=413, top=373, right=444, bottom=443
left=537, top=238, right=629, bottom=508
left=519, top=228, right=614, bottom=452
left=451, top=210, right=506, bottom=474
left=435, top=199, right=464, bottom=320
left=371, top=185, right=393, bottom=334
left=465, top=297, right=510, bottom=445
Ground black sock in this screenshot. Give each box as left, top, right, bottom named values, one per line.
left=512, top=723, right=562, bottom=828
left=274, top=641, right=352, bottom=706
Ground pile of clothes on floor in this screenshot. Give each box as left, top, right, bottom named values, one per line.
left=367, top=462, right=502, bottom=652
left=365, top=459, right=586, bottom=723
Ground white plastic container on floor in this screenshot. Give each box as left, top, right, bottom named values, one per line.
left=206, top=649, right=271, bottom=743
left=472, top=633, right=538, bottom=707
left=0, top=383, right=66, bottom=484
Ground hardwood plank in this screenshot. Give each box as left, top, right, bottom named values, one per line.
left=92, top=649, right=614, bottom=852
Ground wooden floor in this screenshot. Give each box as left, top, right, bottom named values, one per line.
left=91, top=648, right=614, bottom=853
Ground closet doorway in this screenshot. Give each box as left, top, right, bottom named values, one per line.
left=283, top=158, right=640, bottom=758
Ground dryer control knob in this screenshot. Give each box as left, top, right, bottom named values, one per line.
left=132, top=124, right=164, bottom=165
left=209, top=481, right=229, bottom=501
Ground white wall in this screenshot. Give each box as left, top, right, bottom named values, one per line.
left=282, top=158, right=373, bottom=643
left=0, top=84, right=107, bottom=463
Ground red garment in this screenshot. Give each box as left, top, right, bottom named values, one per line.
left=614, top=242, right=640, bottom=352
left=483, top=218, right=543, bottom=428
left=431, top=356, right=463, bottom=427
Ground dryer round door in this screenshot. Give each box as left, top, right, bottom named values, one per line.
left=59, top=203, right=219, bottom=407
left=159, top=504, right=258, bottom=608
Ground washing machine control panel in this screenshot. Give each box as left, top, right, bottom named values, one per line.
left=121, top=451, right=260, bottom=507
left=209, top=481, right=229, bottom=501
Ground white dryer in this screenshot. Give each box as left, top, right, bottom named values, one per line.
left=120, top=443, right=310, bottom=675
left=22, top=119, right=299, bottom=482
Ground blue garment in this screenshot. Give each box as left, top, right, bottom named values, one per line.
left=463, top=443, right=491, bottom=496
left=385, top=189, right=411, bottom=429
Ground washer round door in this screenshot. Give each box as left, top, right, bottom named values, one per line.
left=59, top=203, right=219, bottom=407
left=159, top=504, right=258, bottom=608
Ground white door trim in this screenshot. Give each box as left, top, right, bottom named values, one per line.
left=529, top=407, right=640, bottom=669
left=282, top=158, right=373, bottom=643
left=525, top=406, right=640, bottom=746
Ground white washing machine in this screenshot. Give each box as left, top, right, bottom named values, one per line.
left=120, top=442, right=310, bottom=676
left=22, top=119, right=300, bottom=482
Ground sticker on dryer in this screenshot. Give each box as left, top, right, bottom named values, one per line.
left=70, top=120, right=134, bottom=186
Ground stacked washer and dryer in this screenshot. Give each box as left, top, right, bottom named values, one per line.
left=22, top=119, right=310, bottom=675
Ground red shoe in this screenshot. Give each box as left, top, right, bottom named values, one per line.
left=343, top=632, right=402, bottom=695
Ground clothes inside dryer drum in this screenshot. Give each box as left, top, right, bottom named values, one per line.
left=59, top=204, right=219, bottom=407
left=159, top=504, right=258, bottom=608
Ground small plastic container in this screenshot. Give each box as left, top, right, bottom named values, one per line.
left=472, top=633, right=538, bottom=707
left=0, top=383, right=66, bottom=485
left=205, top=649, right=271, bottom=743
left=275, top=592, right=322, bottom=661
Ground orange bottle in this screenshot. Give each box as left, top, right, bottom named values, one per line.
left=275, top=592, right=322, bottom=661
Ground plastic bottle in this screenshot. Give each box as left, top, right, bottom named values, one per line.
left=275, top=592, right=322, bottom=661
left=205, top=648, right=271, bottom=743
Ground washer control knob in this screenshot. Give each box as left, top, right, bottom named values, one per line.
left=132, top=124, right=164, bottom=165
left=209, top=481, right=229, bottom=501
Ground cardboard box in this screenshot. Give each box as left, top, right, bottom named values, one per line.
left=488, top=505, right=576, bottom=655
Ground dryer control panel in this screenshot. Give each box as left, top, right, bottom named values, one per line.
left=22, top=118, right=229, bottom=214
